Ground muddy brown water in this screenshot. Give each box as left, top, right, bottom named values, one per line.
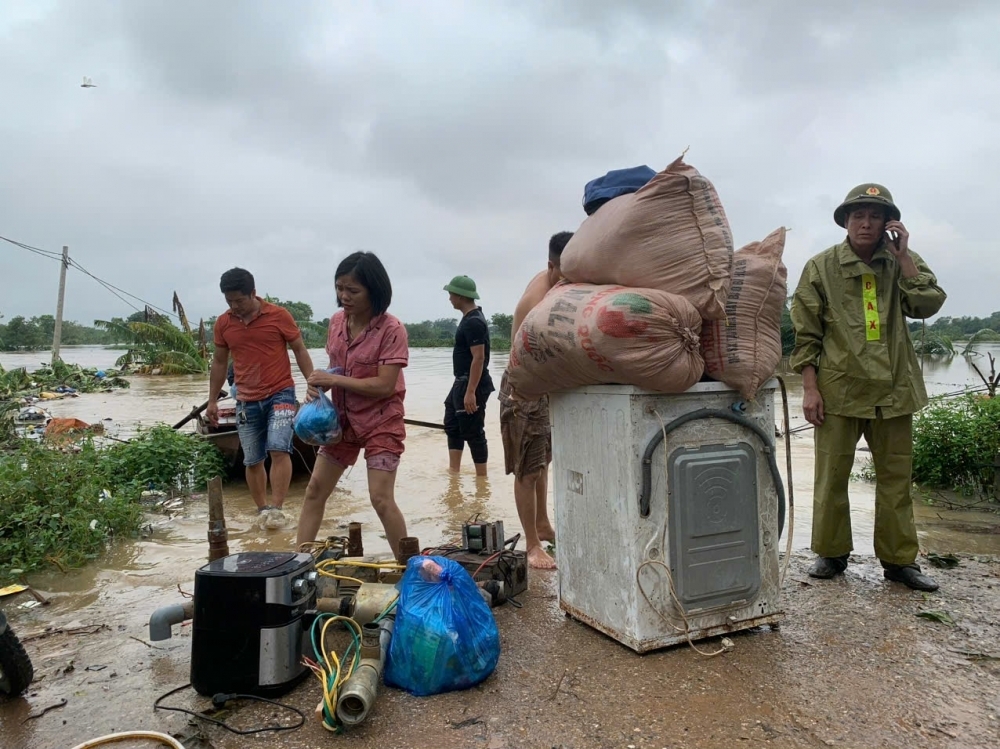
left=2, top=345, right=999, bottom=748
left=4, top=345, right=999, bottom=563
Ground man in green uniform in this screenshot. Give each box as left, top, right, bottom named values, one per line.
left=790, top=183, right=946, bottom=591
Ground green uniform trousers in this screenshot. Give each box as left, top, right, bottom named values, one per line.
left=812, top=411, right=917, bottom=566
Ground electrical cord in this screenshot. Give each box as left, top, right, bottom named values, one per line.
left=69, top=731, right=186, bottom=749
left=635, top=408, right=729, bottom=658
left=305, top=592, right=398, bottom=733
left=153, top=683, right=305, bottom=735
left=306, top=614, right=361, bottom=733
left=637, top=385, right=797, bottom=656
left=776, top=375, right=795, bottom=588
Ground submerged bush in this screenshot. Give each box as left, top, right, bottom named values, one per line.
left=101, top=424, right=227, bottom=494
left=912, top=394, right=1000, bottom=498
left=0, top=427, right=226, bottom=581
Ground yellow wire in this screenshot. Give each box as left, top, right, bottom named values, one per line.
left=318, top=559, right=406, bottom=571
left=314, top=615, right=363, bottom=730
left=316, top=570, right=366, bottom=586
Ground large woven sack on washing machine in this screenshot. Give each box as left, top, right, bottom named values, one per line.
left=700, top=227, right=788, bottom=400
left=507, top=283, right=704, bottom=399
left=559, top=152, right=734, bottom=321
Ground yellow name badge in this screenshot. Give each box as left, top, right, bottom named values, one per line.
left=862, top=273, right=880, bottom=341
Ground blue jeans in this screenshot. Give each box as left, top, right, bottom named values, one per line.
left=235, top=387, right=297, bottom=466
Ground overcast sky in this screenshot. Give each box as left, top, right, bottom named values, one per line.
left=1, top=0, right=997, bottom=331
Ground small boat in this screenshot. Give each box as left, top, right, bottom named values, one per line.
left=193, top=396, right=318, bottom=478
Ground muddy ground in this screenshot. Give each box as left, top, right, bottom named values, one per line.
left=2, top=553, right=999, bottom=749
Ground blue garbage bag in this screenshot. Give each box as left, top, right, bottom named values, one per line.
left=385, top=555, right=500, bottom=697
left=582, top=165, right=657, bottom=215
left=293, top=369, right=343, bottom=446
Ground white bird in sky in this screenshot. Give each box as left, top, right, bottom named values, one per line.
left=81, top=76, right=96, bottom=88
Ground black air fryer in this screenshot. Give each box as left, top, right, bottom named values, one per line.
left=190, top=551, right=316, bottom=697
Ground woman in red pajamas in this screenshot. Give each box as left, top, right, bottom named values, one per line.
left=295, top=252, right=410, bottom=555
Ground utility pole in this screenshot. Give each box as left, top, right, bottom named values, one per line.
left=51, top=245, right=69, bottom=364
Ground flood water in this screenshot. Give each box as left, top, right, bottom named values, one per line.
left=2, top=343, right=999, bottom=612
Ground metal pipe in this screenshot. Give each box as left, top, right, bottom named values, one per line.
left=148, top=600, right=195, bottom=641
left=396, top=536, right=420, bottom=566
left=347, top=523, right=364, bottom=557
left=352, top=583, right=399, bottom=625
left=335, top=618, right=394, bottom=727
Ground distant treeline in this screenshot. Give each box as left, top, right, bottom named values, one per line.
left=906, top=312, right=1000, bottom=341
left=0, top=314, right=114, bottom=351
left=2, top=301, right=517, bottom=353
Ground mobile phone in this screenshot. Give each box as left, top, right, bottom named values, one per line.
left=888, top=230, right=900, bottom=248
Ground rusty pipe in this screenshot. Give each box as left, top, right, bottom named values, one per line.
left=347, top=523, right=363, bottom=557
left=396, top=536, right=420, bottom=566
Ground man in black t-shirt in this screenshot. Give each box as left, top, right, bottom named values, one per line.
left=443, top=275, right=495, bottom=476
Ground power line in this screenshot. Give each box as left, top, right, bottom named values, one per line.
left=1, top=233, right=179, bottom=319
left=68, top=257, right=177, bottom=319
left=0, top=234, right=63, bottom=261
left=71, top=261, right=144, bottom=314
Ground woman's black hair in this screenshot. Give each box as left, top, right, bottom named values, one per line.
left=335, top=251, right=393, bottom=316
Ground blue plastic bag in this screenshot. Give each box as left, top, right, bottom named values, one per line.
left=385, top=555, right=500, bottom=697
left=293, top=369, right=343, bottom=446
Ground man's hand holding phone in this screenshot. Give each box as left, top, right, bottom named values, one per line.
left=884, top=219, right=909, bottom=259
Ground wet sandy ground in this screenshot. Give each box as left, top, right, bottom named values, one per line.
left=2, top=552, right=999, bottom=749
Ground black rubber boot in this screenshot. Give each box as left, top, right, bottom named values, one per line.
left=882, top=562, right=939, bottom=592
left=807, top=554, right=849, bottom=579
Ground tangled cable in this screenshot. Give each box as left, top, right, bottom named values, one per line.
left=303, top=558, right=401, bottom=733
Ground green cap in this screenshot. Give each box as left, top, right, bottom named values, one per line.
left=834, top=183, right=901, bottom=228
left=443, top=275, right=480, bottom=300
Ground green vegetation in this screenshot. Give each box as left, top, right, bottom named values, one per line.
left=402, top=314, right=512, bottom=350
left=912, top=333, right=956, bottom=357
left=94, top=312, right=210, bottom=375
left=912, top=393, right=1000, bottom=499
left=908, top=312, right=1000, bottom=341
left=0, top=426, right=226, bottom=582
left=0, top=359, right=129, bottom=399
left=263, top=296, right=329, bottom=348
left=404, top=317, right=459, bottom=347
left=0, top=313, right=113, bottom=351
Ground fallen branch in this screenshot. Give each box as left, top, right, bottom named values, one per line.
left=548, top=669, right=568, bottom=701
left=21, top=624, right=108, bottom=643
left=450, top=716, right=484, bottom=729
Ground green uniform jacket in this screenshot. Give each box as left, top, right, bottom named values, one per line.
left=789, top=239, right=946, bottom=419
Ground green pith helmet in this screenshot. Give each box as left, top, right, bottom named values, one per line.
left=443, top=275, right=480, bottom=300
left=834, top=183, right=901, bottom=228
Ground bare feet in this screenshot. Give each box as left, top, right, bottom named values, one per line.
left=527, top=545, right=556, bottom=570
left=536, top=522, right=555, bottom=544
